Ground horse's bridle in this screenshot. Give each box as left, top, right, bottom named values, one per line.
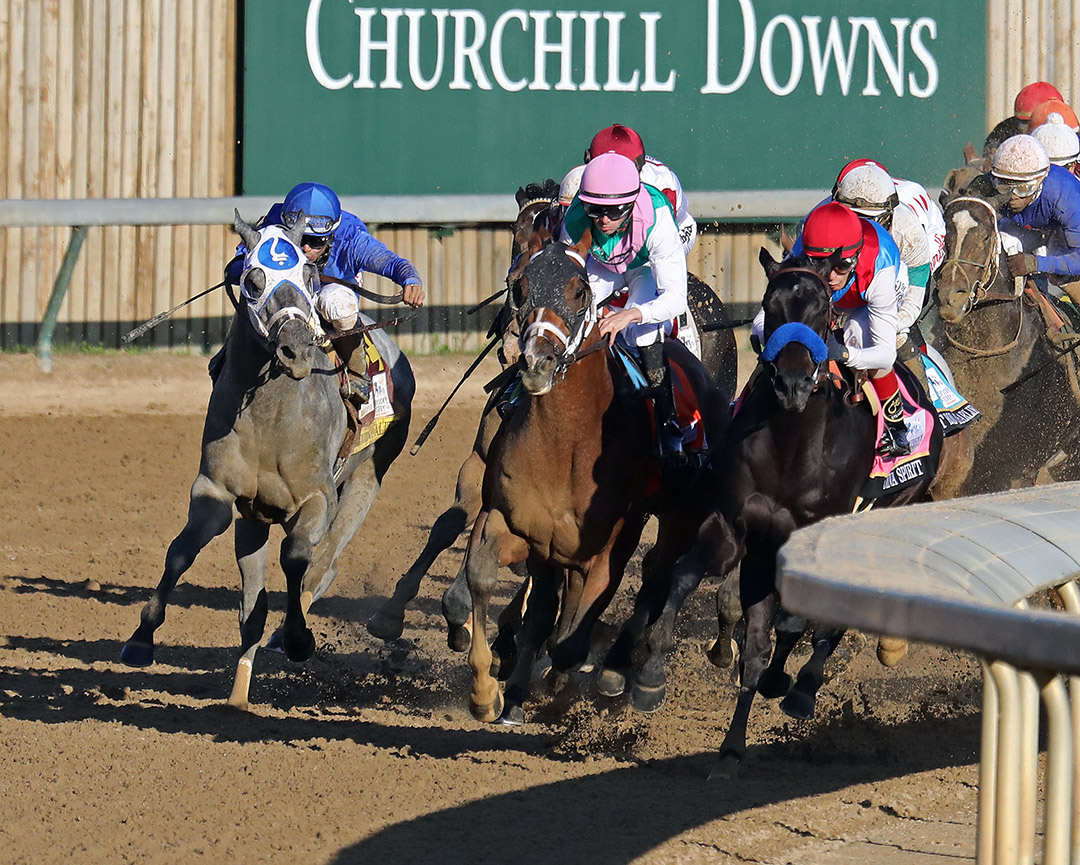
left=761, top=265, right=836, bottom=389
left=517, top=246, right=597, bottom=377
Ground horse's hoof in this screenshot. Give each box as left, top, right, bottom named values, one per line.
left=120, top=640, right=154, bottom=668
left=497, top=704, right=525, bottom=726
left=630, top=681, right=666, bottom=714
left=284, top=628, right=316, bottom=663
left=447, top=624, right=471, bottom=653
left=366, top=610, right=405, bottom=642
left=780, top=689, right=816, bottom=720
left=708, top=750, right=742, bottom=781
left=876, top=636, right=908, bottom=668
left=756, top=669, right=792, bottom=700
left=469, top=688, right=504, bottom=723
left=596, top=667, right=628, bottom=698
left=705, top=637, right=738, bottom=669
left=225, top=698, right=251, bottom=713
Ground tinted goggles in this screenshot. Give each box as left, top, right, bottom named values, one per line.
left=583, top=201, right=634, bottom=221
left=301, top=233, right=332, bottom=250
left=832, top=255, right=859, bottom=273
left=992, top=176, right=1043, bottom=198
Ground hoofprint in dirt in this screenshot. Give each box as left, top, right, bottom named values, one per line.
left=0, top=352, right=981, bottom=864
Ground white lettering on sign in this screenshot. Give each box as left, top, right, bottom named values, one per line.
left=304, top=1, right=939, bottom=97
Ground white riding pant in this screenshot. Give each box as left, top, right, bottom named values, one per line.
left=316, top=284, right=359, bottom=333
left=588, top=258, right=672, bottom=347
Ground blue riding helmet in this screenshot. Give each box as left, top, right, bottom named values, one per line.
left=281, top=182, right=341, bottom=237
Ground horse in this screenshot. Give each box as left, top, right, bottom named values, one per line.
left=634, top=248, right=943, bottom=775
left=121, top=213, right=415, bottom=710
left=454, top=229, right=730, bottom=724
left=368, top=182, right=739, bottom=645
left=929, top=194, right=1080, bottom=490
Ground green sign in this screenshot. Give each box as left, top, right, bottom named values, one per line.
left=243, top=0, right=985, bottom=198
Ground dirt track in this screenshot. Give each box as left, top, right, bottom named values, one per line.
left=0, top=352, right=983, bottom=865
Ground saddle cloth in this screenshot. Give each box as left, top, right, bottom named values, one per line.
left=918, top=350, right=981, bottom=436
left=331, top=332, right=397, bottom=459
left=861, top=363, right=938, bottom=500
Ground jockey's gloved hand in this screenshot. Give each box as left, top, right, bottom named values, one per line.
left=826, top=333, right=850, bottom=363
left=1007, top=252, right=1039, bottom=277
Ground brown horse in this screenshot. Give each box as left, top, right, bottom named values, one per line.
left=929, top=194, right=1080, bottom=490
left=366, top=181, right=563, bottom=642
left=458, top=230, right=729, bottom=724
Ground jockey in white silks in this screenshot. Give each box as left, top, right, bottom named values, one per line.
left=560, top=152, right=689, bottom=458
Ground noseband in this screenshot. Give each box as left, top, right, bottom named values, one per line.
left=760, top=265, right=834, bottom=387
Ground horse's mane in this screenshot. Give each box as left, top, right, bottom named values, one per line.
left=515, top=179, right=560, bottom=210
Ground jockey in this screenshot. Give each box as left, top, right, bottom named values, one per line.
left=561, top=152, right=689, bottom=458
left=585, top=124, right=698, bottom=255
left=1029, top=99, right=1080, bottom=134
left=984, top=81, right=1064, bottom=164
left=981, top=135, right=1080, bottom=285
left=757, top=202, right=910, bottom=456
left=558, top=165, right=586, bottom=209
left=1032, top=113, right=1080, bottom=178
left=831, top=161, right=942, bottom=359
left=219, top=182, right=424, bottom=397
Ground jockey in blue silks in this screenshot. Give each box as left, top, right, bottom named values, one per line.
left=753, top=201, right=911, bottom=456
left=226, top=182, right=424, bottom=332
left=988, top=135, right=1080, bottom=285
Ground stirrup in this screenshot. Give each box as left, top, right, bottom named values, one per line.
left=877, top=421, right=911, bottom=457
left=346, top=371, right=371, bottom=406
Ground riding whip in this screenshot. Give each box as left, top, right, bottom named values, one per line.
left=701, top=318, right=754, bottom=331
left=122, top=280, right=226, bottom=343
left=999, top=334, right=1080, bottom=394
left=409, top=336, right=499, bottom=456
left=466, top=287, right=508, bottom=315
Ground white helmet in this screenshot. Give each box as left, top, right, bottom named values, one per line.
left=1032, top=113, right=1080, bottom=166
left=558, top=164, right=586, bottom=208
left=833, top=164, right=899, bottom=219
left=991, top=134, right=1051, bottom=181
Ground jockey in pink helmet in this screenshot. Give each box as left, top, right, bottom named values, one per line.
left=561, top=152, right=689, bottom=458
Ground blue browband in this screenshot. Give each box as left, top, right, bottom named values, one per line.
left=761, top=322, right=828, bottom=364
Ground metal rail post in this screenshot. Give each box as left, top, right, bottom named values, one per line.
left=36, top=225, right=88, bottom=373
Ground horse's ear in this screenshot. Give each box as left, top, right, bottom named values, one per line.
left=284, top=212, right=306, bottom=247
left=963, top=141, right=979, bottom=165
left=570, top=226, right=591, bottom=262
left=759, top=246, right=780, bottom=279
left=779, top=225, right=795, bottom=254
left=303, top=262, right=319, bottom=290
left=234, top=209, right=260, bottom=252
left=515, top=186, right=528, bottom=209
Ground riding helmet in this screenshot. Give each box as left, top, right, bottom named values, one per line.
left=991, top=135, right=1051, bottom=181
left=802, top=202, right=864, bottom=259
left=1014, top=81, right=1064, bottom=121
left=833, top=164, right=899, bottom=220
left=559, top=164, right=586, bottom=207
left=586, top=124, right=646, bottom=170
left=578, top=153, right=641, bottom=206
left=281, top=182, right=342, bottom=237
left=1029, top=99, right=1080, bottom=133
left=1032, top=115, right=1080, bottom=166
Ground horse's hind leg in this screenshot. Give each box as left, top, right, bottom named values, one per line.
left=369, top=450, right=485, bottom=641
left=706, top=570, right=742, bottom=669
left=121, top=475, right=233, bottom=667
left=491, top=575, right=531, bottom=681
left=227, top=518, right=271, bottom=711
left=780, top=623, right=845, bottom=720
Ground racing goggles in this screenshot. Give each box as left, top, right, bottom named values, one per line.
left=583, top=200, right=634, bottom=221
left=282, top=210, right=340, bottom=236
left=301, top=233, right=332, bottom=250
left=992, top=175, right=1043, bottom=199
left=831, top=255, right=859, bottom=273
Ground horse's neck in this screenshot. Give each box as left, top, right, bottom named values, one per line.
left=224, top=312, right=274, bottom=378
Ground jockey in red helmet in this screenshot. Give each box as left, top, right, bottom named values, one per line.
left=754, top=202, right=911, bottom=456
left=561, top=152, right=689, bottom=459
left=586, top=124, right=698, bottom=255
left=984, top=81, right=1065, bottom=163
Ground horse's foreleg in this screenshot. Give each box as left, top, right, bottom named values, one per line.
left=279, top=497, right=332, bottom=664
left=780, top=624, right=846, bottom=720
left=121, top=476, right=233, bottom=667
left=491, top=575, right=531, bottom=681
left=369, top=451, right=484, bottom=641
left=499, top=560, right=559, bottom=725
left=227, top=518, right=271, bottom=711
left=307, top=461, right=380, bottom=605
left=706, top=569, right=743, bottom=669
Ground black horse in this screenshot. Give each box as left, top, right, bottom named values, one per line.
left=633, top=248, right=943, bottom=774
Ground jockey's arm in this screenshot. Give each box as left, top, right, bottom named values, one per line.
left=337, top=228, right=424, bottom=306
left=1037, top=192, right=1080, bottom=277
left=634, top=207, right=688, bottom=325
left=845, top=263, right=900, bottom=371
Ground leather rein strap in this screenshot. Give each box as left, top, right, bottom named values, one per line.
left=318, top=272, right=404, bottom=305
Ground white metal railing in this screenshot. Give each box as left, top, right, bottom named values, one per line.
left=778, top=485, right=1080, bottom=865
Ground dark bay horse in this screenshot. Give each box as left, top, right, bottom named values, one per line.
left=458, top=231, right=729, bottom=724
left=930, top=194, right=1080, bottom=490
left=121, top=213, right=414, bottom=710
left=636, top=249, right=943, bottom=774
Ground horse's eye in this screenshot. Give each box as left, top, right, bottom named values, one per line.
left=243, top=269, right=266, bottom=297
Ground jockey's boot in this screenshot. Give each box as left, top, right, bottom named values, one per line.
left=879, top=390, right=911, bottom=457
left=334, top=333, right=371, bottom=407
left=639, top=342, right=684, bottom=461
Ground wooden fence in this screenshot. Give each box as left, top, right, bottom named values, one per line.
left=0, top=1, right=1074, bottom=354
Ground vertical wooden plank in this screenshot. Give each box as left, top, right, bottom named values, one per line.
left=1005, top=1, right=1024, bottom=122
left=188, top=0, right=211, bottom=346
left=211, top=0, right=239, bottom=343
left=134, top=0, right=160, bottom=326
left=1072, top=0, right=1080, bottom=105
left=170, top=0, right=194, bottom=344
left=114, top=0, right=141, bottom=335
left=71, top=0, right=95, bottom=343
left=476, top=225, right=495, bottom=354
left=409, top=226, right=430, bottom=354
left=53, top=0, right=76, bottom=336
left=0, top=3, right=9, bottom=344
left=152, top=0, right=177, bottom=347
left=18, top=0, right=40, bottom=345
left=37, top=1, right=62, bottom=335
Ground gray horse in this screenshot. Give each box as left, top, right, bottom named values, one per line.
left=121, top=212, right=414, bottom=710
